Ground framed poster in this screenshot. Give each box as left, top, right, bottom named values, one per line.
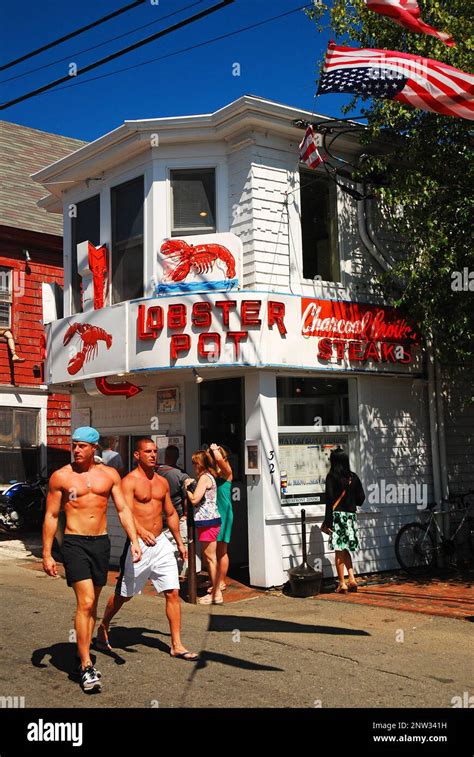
left=278, top=433, right=349, bottom=505
left=153, top=435, right=186, bottom=468
left=157, top=387, right=180, bottom=413
left=245, top=440, right=261, bottom=475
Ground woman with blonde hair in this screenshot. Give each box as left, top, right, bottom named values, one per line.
left=185, top=450, right=223, bottom=605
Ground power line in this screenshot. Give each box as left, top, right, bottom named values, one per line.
left=0, top=0, right=147, bottom=72
left=1, top=0, right=205, bottom=84
left=8, top=4, right=312, bottom=102
left=1, top=0, right=234, bottom=110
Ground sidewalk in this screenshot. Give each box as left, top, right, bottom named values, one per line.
left=316, top=573, right=474, bottom=622
left=1, top=532, right=472, bottom=620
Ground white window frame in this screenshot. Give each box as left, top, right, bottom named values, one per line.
left=0, top=267, right=12, bottom=329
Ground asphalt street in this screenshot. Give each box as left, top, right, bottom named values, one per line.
left=0, top=560, right=471, bottom=709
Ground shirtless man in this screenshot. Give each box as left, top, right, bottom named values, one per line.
left=97, top=437, right=198, bottom=661
left=42, top=426, right=141, bottom=693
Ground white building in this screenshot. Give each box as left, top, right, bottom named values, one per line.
left=33, top=96, right=471, bottom=588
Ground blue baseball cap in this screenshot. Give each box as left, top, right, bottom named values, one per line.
left=72, top=426, right=100, bottom=444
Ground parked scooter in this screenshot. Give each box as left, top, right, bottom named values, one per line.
left=0, top=476, right=48, bottom=532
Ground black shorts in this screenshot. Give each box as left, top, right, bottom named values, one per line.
left=61, top=535, right=111, bottom=587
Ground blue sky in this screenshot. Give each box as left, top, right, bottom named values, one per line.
left=1, top=0, right=353, bottom=141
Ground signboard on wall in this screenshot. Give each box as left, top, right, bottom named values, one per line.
left=156, top=232, right=242, bottom=296
left=153, top=435, right=186, bottom=468
left=46, top=292, right=424, bottom=385
left=278, top=433, right=349, bottom=505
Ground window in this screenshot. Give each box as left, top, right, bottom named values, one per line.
left=171, top=169, right=216, bottom=236
left=300, top=170, right=340, bottom=282
left=71, top=195, right=100, bottom=314
left=277, top=377, right=350, bottom=426
left=0, top=267, right=12, bottom=328
left=0, top=408, right=40, bottom=483
left=111, top=176, right=144, bottom=304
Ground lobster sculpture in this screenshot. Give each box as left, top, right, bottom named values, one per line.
left=63, top=322, right=113, bottom=375
left=160, top=239, right=236, bottom=282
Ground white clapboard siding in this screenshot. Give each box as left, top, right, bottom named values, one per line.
left=280, top=377, right=433, bottom=578
left=441, top=364, right=474, bottom=494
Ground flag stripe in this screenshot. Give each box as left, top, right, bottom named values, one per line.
left=366, top=0, right=455, bottom=46
left=319, top=43, right=474, bottom=119
left=326, top=57, right=474, bottom=102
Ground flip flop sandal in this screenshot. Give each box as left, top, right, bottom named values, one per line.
left=170, top=651, right=199, bottom=662
left=347, top=583, right=358, bottom=592
left=94, top=637, right=113, bottom=652
left=335, top=585, right=348, bottom=593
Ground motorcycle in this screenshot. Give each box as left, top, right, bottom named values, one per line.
left=0, top=476, right=48, bottom=532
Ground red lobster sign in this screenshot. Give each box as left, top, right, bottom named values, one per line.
left=161, top=239, right=236, bottom=282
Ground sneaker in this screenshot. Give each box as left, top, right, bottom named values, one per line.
left=80, top=665, right=102, bottom=693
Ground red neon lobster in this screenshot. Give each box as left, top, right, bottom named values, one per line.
left=160, top=239, right=236, bottom=282
left=63, top=322, right=113, bottom=375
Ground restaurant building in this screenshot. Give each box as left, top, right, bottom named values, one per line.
left=32, top=96, right=472, bottom=587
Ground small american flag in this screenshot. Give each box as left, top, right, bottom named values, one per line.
left=318, top=43, right=474, bottom=120
left=366, top=1, right=455, bottom=47
left=298, top=126, right=324, bottom=169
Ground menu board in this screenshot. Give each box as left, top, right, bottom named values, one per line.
left=278, top=434, right=348, bottom=504
left=153, top=435, right=186, bottom=468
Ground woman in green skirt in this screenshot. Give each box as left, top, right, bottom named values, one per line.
left=209, top=443, right=233, bottom=593
left=321, top=449, right=365, bottom=593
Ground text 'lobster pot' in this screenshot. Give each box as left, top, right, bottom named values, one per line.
left=46, top=305, right=127, bottom=383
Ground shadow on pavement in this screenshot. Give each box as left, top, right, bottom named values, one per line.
left=208, top=615, right=371, bottom=636
left=31, top=644, right=100, bottom=681
left=94, top=627, right=283, bottom=672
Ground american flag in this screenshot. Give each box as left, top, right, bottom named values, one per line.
left=298, top=126, right=324, bottom=169
left=318, top=44, right=474, bottom=120
left=366, top=1, right=455, bottom=47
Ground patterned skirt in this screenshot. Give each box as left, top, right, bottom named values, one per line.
left=329, top=511, right=359, bottom=552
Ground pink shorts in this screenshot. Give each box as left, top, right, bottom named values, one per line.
left=197, top=525, right=221, bottom=542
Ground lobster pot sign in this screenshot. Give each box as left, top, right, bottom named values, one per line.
left=45, top=304, right=127, bottom=384
left=156, top=232, right=242, bottom=295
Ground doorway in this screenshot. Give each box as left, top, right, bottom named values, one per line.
left=199, top=377, right=248, bottom=571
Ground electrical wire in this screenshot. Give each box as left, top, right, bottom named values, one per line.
left=1, top=0, right=234, bottom=110
left=4, top=4, right=313, bottom=101
left=1, top=0, right=205, bottom=84
left=0, top=0, right=147, bottom=72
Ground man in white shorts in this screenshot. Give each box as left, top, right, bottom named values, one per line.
left=97, top=437, right=198, bottom=661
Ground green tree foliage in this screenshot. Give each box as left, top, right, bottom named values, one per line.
left=307, top=1, right=474, bottom=362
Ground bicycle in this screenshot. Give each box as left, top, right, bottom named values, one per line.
left=394, top=490, right=474, bottom=574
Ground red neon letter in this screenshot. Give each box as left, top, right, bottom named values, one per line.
left=168, top=304, right=187, bottom=329
left=241, top=300, right=261, bottom=327
left=137, top=304, right=163, bottom=340
left=198, top=333, right=221, bottom=360
left=216, top=300, right=237, bottom=328
left=227, top=331, right=247, bottom=361
left=268, top=301, right=287, bottom=335
left=170, top=334, right=191, bottom=361
left=317, top=338, right=332, bottom=361
left=348, top=340, right=365, bottom=361
left=192, top=302, right=212, bottom=329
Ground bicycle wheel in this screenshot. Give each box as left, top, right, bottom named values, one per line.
left=395, top=523, right=436, bottom=573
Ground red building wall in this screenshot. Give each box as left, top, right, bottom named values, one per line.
left=0, top=225, right=71, bottom=474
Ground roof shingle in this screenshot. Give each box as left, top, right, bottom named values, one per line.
left=0, top=120, right=86, bottom=236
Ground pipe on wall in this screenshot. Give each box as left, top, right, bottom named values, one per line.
left=426, top=338, right=442, bottom=507
left=356, top=184, right=392, bottom=273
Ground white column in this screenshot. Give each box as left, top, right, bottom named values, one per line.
left=245, top=371, right=286, bottom=588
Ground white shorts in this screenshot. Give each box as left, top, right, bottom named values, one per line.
left=116, top=533, right=179, bottom=597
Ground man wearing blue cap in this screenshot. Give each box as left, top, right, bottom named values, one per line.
left=42, top=426, right=141, bottom=693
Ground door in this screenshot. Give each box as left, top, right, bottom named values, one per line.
left=199, top=377, right=248, bottom=567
